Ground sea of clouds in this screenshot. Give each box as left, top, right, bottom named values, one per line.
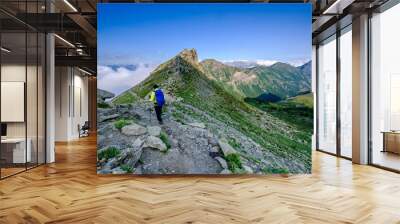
left=98, top=63, right=157, bottom=95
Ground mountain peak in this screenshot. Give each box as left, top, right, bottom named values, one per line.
left=177, top=48, right=199, bottom=64
left=297, top=61, right=311, bottom=69
left=152, top=48, right=201, bottom=74
left=270, top=62, right=292, bottom=68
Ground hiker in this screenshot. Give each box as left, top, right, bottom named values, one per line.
left=149, top=84, right=165, bottom=124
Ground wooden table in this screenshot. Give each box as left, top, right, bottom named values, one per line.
left=1, top=138, right=31, bottom=164
left=381, top=131, right=400, bottom=154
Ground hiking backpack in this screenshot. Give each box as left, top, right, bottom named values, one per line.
left=155, top=89, right=165, bottom=106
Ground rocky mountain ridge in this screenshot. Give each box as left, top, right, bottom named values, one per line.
left=98, top=48, right=312, bottom=175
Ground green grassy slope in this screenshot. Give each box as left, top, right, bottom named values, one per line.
left=130, top=54, right=311, bottom=173
left=245, top=93, right=313, bottom=138
left=288, top=93, right=313, bottom=109
left=112, top=91, right=139, bottom=105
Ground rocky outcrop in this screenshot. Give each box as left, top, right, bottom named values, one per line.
left=243, top=165, right=253, bottom=174
left=139, top=147, right=221, bottom=174
left=97, top=102, right=226, bottom=174
left=117, top=145, right=143, bottom=168
left=218, top=138, right=237, bottom=156
left=121, top=123, right=147, bottom=136
left=98, top=114, right=119, bottom=122
left=214, top=156, right=228, bottom=169
left=143, top=136, right=167, bottom=152
left=147, top=126, right=161, bottom=136
left=97, top=96, right=309, bottom=175
left=178, top=48, right=198, bottom=64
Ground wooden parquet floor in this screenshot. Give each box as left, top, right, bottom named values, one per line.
left=1, top=135, right=400, bottom=224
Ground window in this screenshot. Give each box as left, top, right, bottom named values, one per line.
left=317, top=35, right=337, bottom=154
left=339, top=27, right=352, bottom=158
left=0, top=2, right=46, bottom=179
left=370, top=3, right=400, bottom=171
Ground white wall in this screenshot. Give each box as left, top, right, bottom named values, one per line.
left=1, top=63, right=46, bottom=164
left=72, top=73, right=89, bottom=138
left=55, top=67, right=89, bottom=141
left=1, top=82, right=25, bottom=122
left=1, top=65, right=26, bottom=135
left=1, top=65, right=38, bottom=138
left=55, top=67, right=69, bottom=141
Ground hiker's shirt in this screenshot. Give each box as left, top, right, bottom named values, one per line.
left=149, top=89, right=159, bottom=106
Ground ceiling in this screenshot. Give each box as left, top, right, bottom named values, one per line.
left=0, top=0, right=391, bottom=75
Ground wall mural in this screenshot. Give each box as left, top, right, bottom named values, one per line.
left=97, top=3, right=313, bottom=175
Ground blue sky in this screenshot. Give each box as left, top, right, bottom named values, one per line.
left=97, top=3, right=311, bottom=94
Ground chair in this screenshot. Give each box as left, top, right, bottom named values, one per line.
left=79, top=121, right=90, bottom=138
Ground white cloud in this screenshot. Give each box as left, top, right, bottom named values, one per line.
left=223, top=59, right=309, bottom=68
left=223, top=59, right=278, bottom=68
left=223, top=59, right=250, bottom=63
left=255, top=60, right=278, bottom=66
left=286, top=59, right=310, bottom=67
left=98, top=63, right=156, bottom=95
left=223, top=60, right=257, bottom=68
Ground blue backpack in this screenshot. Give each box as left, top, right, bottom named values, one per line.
left=155, top=89, right=165, bottom=106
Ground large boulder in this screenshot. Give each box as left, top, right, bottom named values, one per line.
left=218, top=138, right=237, bottom=156
left=147, top=126, right=161, bottom=136
left=116, top=141, right=143, bottom=168
left=132, top=137, right=144, bottom=149
left=214, top=156, right=228, bottom=169
left=98, top=114, right=119, bottom=123
left=143, top=136, right=167, bottom=152
left=243, top=165, right=254, bottom=174
left=121, top=123, right=147, bottom=136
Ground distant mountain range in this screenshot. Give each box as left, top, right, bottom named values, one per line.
left=123, top=49, right=311, bottom=102
left=201, top=59, right=311, bottom=99
left=106, top=55, right=311, bottom=101
left=114, top=48, right=311, bottom=104
left=224, top=60, right=309, bottom=69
